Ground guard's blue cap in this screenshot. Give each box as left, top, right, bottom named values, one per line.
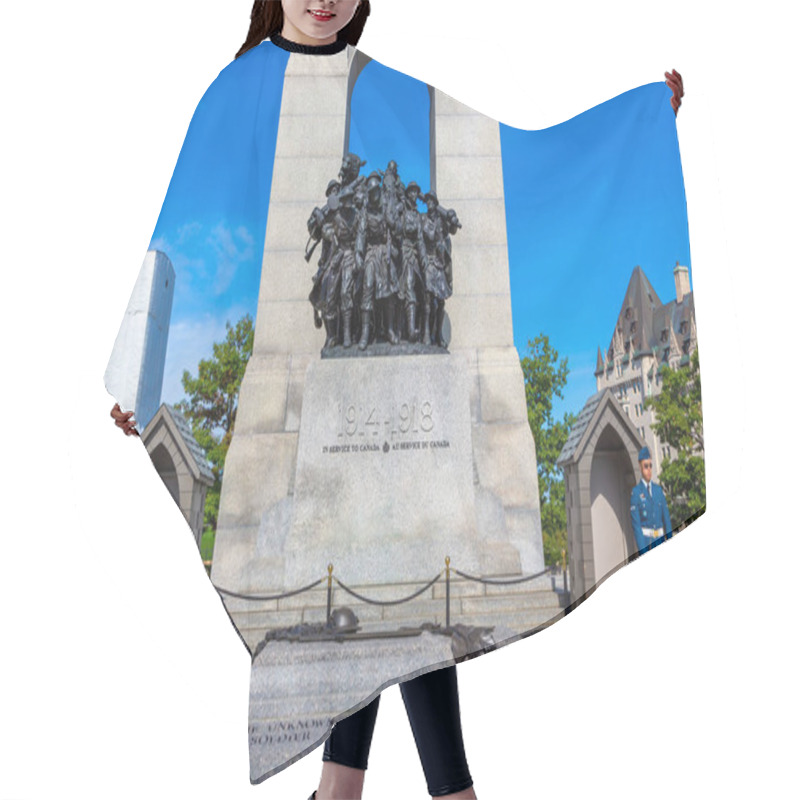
left=638, top=446, right=651, bottom=461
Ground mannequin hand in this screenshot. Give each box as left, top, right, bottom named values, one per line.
left=665, top=69, right=684, bottom=116
left=110, top=403, right=139, bottom=437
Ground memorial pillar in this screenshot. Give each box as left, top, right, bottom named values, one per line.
left=212, top=50, right=352, bottom=592
left=434, top=89, right=544, bottom=573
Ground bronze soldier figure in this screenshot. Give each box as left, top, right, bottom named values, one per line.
left=421, top=191, right=460, bottom=347
left=307, top=179, right=343, bottom=348
left=358, top=172, right=400, bottom=349
left=332, top=189, right=364, bottom=348
left=305, top=155, right=461, bottom=353
left=397, top=181, right=426, bottom=343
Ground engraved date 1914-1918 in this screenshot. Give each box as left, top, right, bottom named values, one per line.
left=337, top=400, right=435, bottom=439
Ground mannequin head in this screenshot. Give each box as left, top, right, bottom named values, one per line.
left=237, top=0, right=371, bottom=58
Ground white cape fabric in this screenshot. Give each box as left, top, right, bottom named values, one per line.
left=105, top=34, right=705, bottom=782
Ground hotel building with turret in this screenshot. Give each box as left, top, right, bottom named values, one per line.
left=594, top=263, right=698, bottom=475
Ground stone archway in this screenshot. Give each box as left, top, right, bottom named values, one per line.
left=150, top=442, right=180, bottom=505
left=557, top=389, right=644, bottom=601
left=344, top=51, right=438, bottom=192
left=142, top=404, right=214, bottom=548
left=590, top=425, right=637, bottom=583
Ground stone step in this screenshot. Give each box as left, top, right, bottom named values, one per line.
left=251, top=696, right=373, bottom=720
left=461, top=592, right=568, bottom=614
left=251, top=659, right=417, bottom=700
left=230, top=588, right=567, bottom=623
left=225, top=584, right=563, bottom=625
left=229, top=583, right=568, bottom=653
left=456, top=608, right=567, bottom=635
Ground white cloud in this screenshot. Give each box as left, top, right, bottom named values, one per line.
left=147, top=220, right=260, bottom=407
left=207, top=221, right=256, bottom=296
left=149, top=235, right=169, bottom=253
left=151, top=219, right=259, bottom=306
left=176, top=221, right=202, bottom=245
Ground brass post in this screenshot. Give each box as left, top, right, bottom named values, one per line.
left=326, top=563, right=334, bottom=623
left=445, top=555, right=451, bottom=628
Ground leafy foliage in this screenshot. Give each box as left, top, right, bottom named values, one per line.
left=645, top=349, right=705, bottom=523
left=175, top=314, right=254, bottom=546
left=657, top=452, right=706, bottom=527
left=521, top=334, right=575, bottom=566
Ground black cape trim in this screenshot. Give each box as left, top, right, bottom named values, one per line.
left=270, top=32, right=348, bottom=55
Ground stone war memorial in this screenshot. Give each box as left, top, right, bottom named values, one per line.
left=104, top=36, right=704, bottom=782
left=206, top=49, right=567, bottom=778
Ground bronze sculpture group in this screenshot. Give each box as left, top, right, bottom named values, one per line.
left=305, top=154, right=461, bottom=353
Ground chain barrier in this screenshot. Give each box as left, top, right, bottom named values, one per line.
left=452, top=565, right=553, bottom=585
left=214, top=557, right=566, bottom=629
left=334, top=571, right=443, bottom=606
left=214, top=576, right=325, bottom=602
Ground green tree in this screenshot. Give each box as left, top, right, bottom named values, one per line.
left=645, top=348, right=705, bottom=524
left=521, top=334, right=576, bottom=567
left=176, top=314, right=254, bottom=558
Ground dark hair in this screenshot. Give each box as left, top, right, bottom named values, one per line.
left=236, top=1, right=371, bottom=59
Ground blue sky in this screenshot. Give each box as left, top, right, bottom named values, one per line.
left=148, top=43, right=288, bottom=403
left=501, top=80, right=690, bottom=418
left=147, top=44, right=690, bottom=419
left=349, top=59, right=431, bottom=193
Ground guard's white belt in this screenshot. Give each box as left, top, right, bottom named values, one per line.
left=642, top=527, right=664, bottom=539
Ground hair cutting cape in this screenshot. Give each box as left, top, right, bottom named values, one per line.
left=105, top=35, right=706, bottom=782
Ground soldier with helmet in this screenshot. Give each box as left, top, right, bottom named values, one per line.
left=338, top=152, right=368, bottom=205
left=381, top=159, right=405, bottom=216
left=329, top=187, right=363, bottom=348
left=397, top=181, right=427, bottom=342
left=420, top=190, right=456, bottom=347
left=307, top=179, right=343, bottom=348
left=357, top=171, right=400, bottom=349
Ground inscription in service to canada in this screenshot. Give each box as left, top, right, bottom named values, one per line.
left=321, top=398, right=451, bottom=455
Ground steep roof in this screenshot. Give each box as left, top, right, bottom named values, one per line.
left=607, top=266, right=662, bottom=358
left=557, top=392, right=603, bottom=466
left=603, top=266, right=696, bottom=365
left=557, top=388, right=644, bottom=468
left=164, top=404, right=215, bottom=484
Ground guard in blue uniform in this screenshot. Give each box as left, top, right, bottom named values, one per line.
left=630, top=446, right=672, bottom=553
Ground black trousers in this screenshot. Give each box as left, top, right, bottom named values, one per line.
left=323, top=665, right=473, bottom=797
